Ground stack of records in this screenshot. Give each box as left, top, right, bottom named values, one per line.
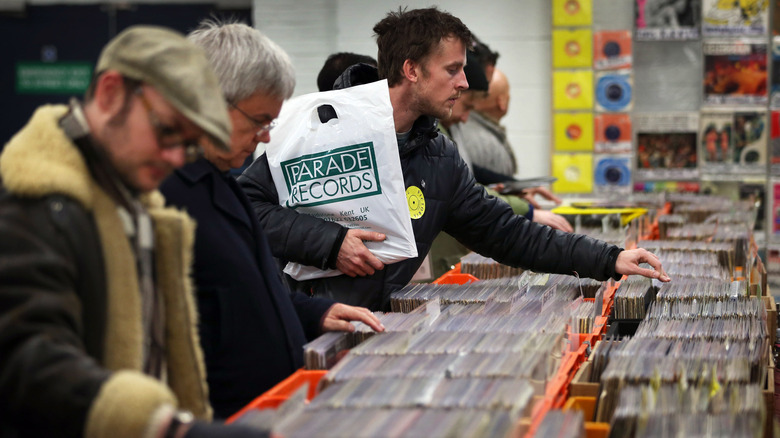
left=460, top=252, right=524, bottom=279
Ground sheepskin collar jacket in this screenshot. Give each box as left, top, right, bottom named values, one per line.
left=0, top=105, right=210, bottom=438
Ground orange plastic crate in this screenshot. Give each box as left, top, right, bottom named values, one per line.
left=433, top=272, right=480, bottom=285
left=226, top=369, right=327, bottom=424
left=563, top=396, right=610, bottom=438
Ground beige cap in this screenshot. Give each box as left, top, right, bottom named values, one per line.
left=96, top=25, right=231, bottom=151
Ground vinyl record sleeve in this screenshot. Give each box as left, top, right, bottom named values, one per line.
left=635, top=0, right=700, bottom=41
left=702, top=0, right=769, bottom=37
left=703, top=39, right=768, bottom=106
left=634, top=112, right=700, bottom=181
left=595, top=71, right=633, bottom=112
left=554, top=112, right=594, bottom=151
left=552, top=0, right=593, bottom=26
left=699, top=110, right=734, bottom=173
left=593, top=30, right=632, bottom=70
left=771, top=110, right=780, bottom=174
left=552, top=153, right=593, bottom=193
left=553, top=29, right=593, bottom=68
left=553, top=70, right=594, bottom=110
left=594, top=154, right=632, bottom=194
left=594, top=113, right=632, bottom=153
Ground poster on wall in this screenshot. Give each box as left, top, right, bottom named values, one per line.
left=702, top=0, right=769, bottom=37
left=703, top=40, right=768, bottom=106
left=634, top=112, right=699, bottom=181
left=635, top=0, right=700, bottom=41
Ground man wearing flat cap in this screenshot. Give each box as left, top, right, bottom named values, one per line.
left=0, top=26, right=263, bottom=438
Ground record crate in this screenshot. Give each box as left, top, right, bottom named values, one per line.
left=432, top=263, right=479, bottom=285
left=226, top=369, right=327, bottom=424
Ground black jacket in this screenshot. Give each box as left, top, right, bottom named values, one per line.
left=161, top=159, right=334, bottom=418
left=238, top=65, right=622, bottom=310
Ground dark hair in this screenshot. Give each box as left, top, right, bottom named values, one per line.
left=317, top=52, right=377, bottom=91
left=373, top=7, right=472, bottom=87
left=84, top=72, right=142, bottom=125
left=471, top=35, right=499, bottom=67
left=84, top=71, right=141, bottom=103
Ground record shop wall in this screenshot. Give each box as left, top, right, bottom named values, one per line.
left=254, top=0, right=554, bottom=179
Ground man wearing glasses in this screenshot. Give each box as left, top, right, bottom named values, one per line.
left=161, top=20, right=384, bottom=420
left=0, top=26, right=263, bottom=438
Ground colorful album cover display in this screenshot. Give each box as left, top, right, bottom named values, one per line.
left=553, top=0, right=593, bottom=27
left=702, top=0, right=769, bottom=37
left=552, top=153, right=594, bottom=193
left=699, top=110, right=734, bottom=172
left=771, top=179, right=780, bottom=239
left=595, top=70, right=633, bottom=112
left=593, top=30, right=633, bottom=70
left=634, top=112, right=699, bottom=180
left=732, top=110, right=767, bottom=170
left=553, top=28, right=593, bottom=68
left=554, top=112, right=594, bottom=151
left=703, top=39, right=768, bottom=106
left=700, top=110, right=767, bottom=174
left=635, top=0, right=701, bottom=41
left=771, top=38, right=780, bottom=108
left=771, top=110, right=780, bottom=174
left=553, top=70, right=595, bottom=110
left=595, top=113, right=632, bottom=153
left=594, top=154, right=632, bottom=193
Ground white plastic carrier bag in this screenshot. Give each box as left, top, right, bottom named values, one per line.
left=265, top=80, right=417, bottom=281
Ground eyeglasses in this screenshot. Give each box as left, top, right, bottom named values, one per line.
left=135, top=88, right=204, bottom=163
left=229, top=102, right=277, bottom=137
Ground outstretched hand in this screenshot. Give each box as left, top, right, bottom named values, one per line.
left=336, top=229, right=386, bottom=277
left=615, top=248, right=671, bottom=282
left=321, top=303, right=385, bottom=333
left=532, top=209, right=574, bottom=233
left=522, top=187, right=563, bottom=209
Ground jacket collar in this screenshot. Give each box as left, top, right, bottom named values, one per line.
left=176, top=158, right=253, bottom=231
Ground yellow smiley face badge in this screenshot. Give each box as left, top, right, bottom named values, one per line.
left=406, top=186, right=425, bottom=219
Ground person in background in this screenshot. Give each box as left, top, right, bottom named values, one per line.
left=317, top=52, right=378, bottom=92
left=0, top=26, right=264, bottom=438
left=161, top=20, right=384, bottom=419
left=430, top=55, right=572, bottom=278
left=239, top=7, right=670, bottom=311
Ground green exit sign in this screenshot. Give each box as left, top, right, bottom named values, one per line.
left=16, top=62, right=92, bottom=94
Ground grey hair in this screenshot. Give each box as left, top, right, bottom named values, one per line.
left=188, top=19, right=296, bottom=102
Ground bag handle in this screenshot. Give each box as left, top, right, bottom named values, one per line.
left=311, top=104, right=339, bottom=129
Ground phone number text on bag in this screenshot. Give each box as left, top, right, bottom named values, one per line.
left=281, top=142, right=382, bottom=208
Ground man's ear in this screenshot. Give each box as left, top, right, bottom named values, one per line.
left=93, top=70, right=129, bottom=116
left=497, top=95, right=509, bottom=113
left=402, top=59, right=420, bottom=83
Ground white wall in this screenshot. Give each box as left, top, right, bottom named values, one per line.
left=254, top=0, right=552, bottom=178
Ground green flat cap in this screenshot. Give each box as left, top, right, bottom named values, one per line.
left=97, top=25, right=231, bottom=151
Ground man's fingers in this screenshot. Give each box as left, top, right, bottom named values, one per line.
left=329, top=320, right=355, bottom=332
left=535, top=187, right=563, bottom=204
left=634, top=249, right=671, bottom=282
left=524, top=194, right=541, bottom=209
left=351, top=229, right=386, bottom=242
left=356, top=309, right=385, bottom=332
